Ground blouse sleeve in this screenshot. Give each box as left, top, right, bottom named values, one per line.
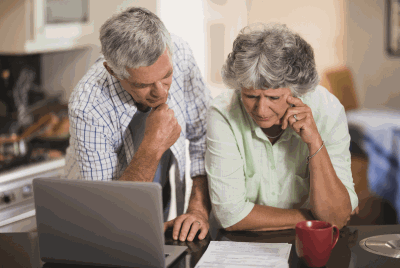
left=205, top=105, right=254, bottom=228
left=323, top=105, right=359, bottom=211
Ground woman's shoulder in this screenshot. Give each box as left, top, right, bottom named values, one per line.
left=301, top=85, right=344, bottom=117
left=211, top=90, right=240, bottom=112
left=209, top=90, right=250, bottom=128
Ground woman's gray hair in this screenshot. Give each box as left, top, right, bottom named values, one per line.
left=100, top=7, right=172, bottom=80
left=222, top=22, right=320, bottom=96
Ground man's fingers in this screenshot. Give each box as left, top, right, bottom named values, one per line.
left=163, top=220, right=174, bottom=232
left=172, top=216, right=185, bottom=240
left=186, top=221, right=202, bottom=242
left=178, top=219, right=195, bottom=241
left=156, top=103, right=169, bottom=110
left=197, top=225, right=208, bottom=240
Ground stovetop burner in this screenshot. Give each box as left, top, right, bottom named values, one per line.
left=0, top=137, right=68, bottom=173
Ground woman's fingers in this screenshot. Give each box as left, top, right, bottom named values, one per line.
left=282, top=107, right=307, bottom=129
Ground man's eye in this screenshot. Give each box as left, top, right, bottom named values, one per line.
left=246, top=95, right=258, bottom=99
left=133, top=84, right=147, bottom=89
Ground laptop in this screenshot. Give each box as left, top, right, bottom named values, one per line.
left=33, top=178, right=187, bottom=268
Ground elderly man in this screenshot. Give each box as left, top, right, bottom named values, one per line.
left=65, top=7, right=211, bottom=242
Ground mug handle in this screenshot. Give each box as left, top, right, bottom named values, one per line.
left=331, top=225, right=340, bottom=248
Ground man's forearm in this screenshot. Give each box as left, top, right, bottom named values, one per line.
left=186, top=175, right=211, bottom=217
left=119, top=142, right=163, bottom=182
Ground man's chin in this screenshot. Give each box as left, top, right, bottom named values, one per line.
left=148, top=97, right=168, bottom=107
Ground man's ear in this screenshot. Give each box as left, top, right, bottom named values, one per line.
left=103, top=62, right=118, bottom=79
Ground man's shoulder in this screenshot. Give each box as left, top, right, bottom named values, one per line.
left=171, top=33, right=194, bottom=61
left=69, top=55, right=112, bottom=110
left=171, top=33, right=189, bottom=49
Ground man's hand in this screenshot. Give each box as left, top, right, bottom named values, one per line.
left=164, top=210, right=209, bottom=242
left=142, top=104, right=181, bottom=156
left=164, top=175, right=211, bottom=241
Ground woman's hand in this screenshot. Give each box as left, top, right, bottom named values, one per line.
left=281, top=96, right=322, bottom=146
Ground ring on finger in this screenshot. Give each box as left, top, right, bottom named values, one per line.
left=293, top=114, right=298, bottom=121
left=195, top=221, right=201, bottom=226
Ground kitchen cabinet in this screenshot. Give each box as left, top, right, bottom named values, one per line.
left=0, top=0, right=95, bottom=54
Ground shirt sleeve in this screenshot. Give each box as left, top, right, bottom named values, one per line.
left=179, top=40, right=212, bottom=179
left=68, top=86, right=121, bottom=181
left=324, top=106, right=359, bottom=211
left=205, top=105, right=255, bottom=228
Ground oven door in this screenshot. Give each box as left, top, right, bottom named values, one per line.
left=0, top=158, right=65, bottom=233
left=0, top=204, right=36, bottom=233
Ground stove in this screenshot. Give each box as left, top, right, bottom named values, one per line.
left=0, top=157, right=65, bottom=232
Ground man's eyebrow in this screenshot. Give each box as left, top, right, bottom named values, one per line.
left=131, top=81, right=149, bottom=87
left=163, top=68, right=173, bottom=79
left=131, top=68, right=173, bottom=87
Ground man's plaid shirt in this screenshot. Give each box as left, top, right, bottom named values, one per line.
left=65, top=35, right=211, bottom=199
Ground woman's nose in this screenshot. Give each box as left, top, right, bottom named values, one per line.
left=255, top=97, right=269, bottom=116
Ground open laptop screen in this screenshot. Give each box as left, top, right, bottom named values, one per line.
left=33, top=178, right=166, bottom=268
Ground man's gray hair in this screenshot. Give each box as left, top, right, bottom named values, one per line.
left=100, top=7, right=172, bottom=80
left=222, top=22, right=320, bottom=96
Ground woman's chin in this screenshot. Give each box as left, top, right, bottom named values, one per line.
left=255, top=120, right=280, bottom=129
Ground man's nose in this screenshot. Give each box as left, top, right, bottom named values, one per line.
left=150, top=81, right=167, bottom=98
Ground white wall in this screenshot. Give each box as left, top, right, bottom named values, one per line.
left=159, top=0, right=206, bottom=78
left=247, top=0, right=400, bottom=110
left=204, top=0, right=248, bottom=98
left=159, top=0, right=248, bottom=98
left=346, top=0, right=400, bottom=109
left=248, top=0, right=346, bottom=74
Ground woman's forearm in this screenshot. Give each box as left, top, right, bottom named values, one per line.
left=225, top=205, right=314, bottom=231
left=307, top=139, right=352, bottom=229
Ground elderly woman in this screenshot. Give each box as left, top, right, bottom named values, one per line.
left=205, top=23, right=358, bottom=231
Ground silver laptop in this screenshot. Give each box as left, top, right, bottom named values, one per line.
left=33, top=178, right=187, bottom=268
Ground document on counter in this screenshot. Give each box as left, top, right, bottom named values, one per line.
left=195, top=241, right=291, bottom=268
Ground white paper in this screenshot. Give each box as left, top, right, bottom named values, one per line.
left=195, top=241, right=291, bottom=268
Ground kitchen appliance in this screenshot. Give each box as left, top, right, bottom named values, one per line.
left=0, top=110, right=68, bottom=233
left=0, top=52, right=69, bottom=173
left=0, top=157, right=65, bottom=233
left=0, top=0, right=94, bottom=53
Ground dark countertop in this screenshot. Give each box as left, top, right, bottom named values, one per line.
left=1, top=225, right=400, bottom=268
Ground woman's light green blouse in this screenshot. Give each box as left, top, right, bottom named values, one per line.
left=205, top=85, right=358, bottom=228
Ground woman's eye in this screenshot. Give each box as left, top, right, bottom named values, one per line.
left=270, top=96, right=280, bottom=100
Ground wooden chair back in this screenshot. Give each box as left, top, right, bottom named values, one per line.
left=320, top=66, right=359, bottom=111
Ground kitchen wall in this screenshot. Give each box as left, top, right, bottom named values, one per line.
left=41, top=0, right=158, bottom=103
left=37, top=1, right=400, bottom=108
left=248, top=0, right=347, bottom=80
left=248, top=0, right=399, bottom=110
left=346, top=0, right=400, bottom=109
left=42, top=0, right=249, bottom=102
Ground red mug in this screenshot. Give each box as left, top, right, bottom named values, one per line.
left=295, top=220, right=339, bottom=267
